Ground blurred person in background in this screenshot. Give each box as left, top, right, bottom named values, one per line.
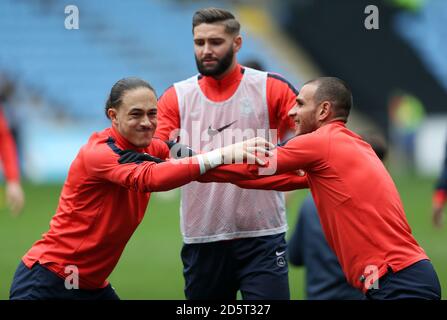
left=288, top=133, right=388, bottom=300
left=0, top=107, right=24, bottom=216
left=0, top=74, right=24, bottom=216
left=432, top=134, right=447, bottom=228
left=242, top=58, right=265, bottom=72
left=156, top=8, right=298, bottom=299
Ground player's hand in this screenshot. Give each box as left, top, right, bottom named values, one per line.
left=220, top=137, right=274, bottom=165
left=6, top=181, right=24, bottom=216
left=432, top=205, right=444, bottom=228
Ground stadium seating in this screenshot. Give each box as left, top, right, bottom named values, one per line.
left=0, top=0, right=287, bottom=119
left=0, top=0, right=292, bottom=181
left=394, top=0, right=447, bottom=91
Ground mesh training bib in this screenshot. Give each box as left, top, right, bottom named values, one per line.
left=174, top=67, right=287, bottom=243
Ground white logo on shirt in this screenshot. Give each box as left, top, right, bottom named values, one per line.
left=240, top=98, right=254, bottom=116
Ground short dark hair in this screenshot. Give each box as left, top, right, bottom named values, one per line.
left=306, top=77, right=353, bottom=120
left=105, top=77, right=155, bottom=119
left=192, top=8, right=240, bottom=35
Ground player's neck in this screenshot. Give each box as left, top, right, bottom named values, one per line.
left=321, top=117, right=347, bottom=128
left=110, top=125, right=146, bottom=152
left=329, top=117, right=347, bottom=124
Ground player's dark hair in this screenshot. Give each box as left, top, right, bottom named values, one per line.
left=306, top=77, right=353, bottom=121
left=105, top=77, right=155, bottom=119
left=192, top=8, right=240, bottom=35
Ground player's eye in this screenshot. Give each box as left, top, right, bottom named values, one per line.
left=210, top=39, right=224, bottom=45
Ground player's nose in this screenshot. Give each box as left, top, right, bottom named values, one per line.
left=203, top=42, right=213, bottom=55
left=288, top=104, right=298, bottom=118
left=140, top=116, right=152, bottom=128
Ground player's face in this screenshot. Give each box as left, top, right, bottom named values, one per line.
left=111, top=87, right=157, bottom=148
left=193, top=23, right=241, bottom=78
left=288, top=84, right=320, bottom=136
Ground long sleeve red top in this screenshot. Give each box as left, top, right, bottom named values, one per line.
left=22, top=127, right=204, bottom=289
left=250, top=121, right=428, bottom=291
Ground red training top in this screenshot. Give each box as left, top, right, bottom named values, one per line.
left=22, top=127, right=203, bottom=289
left=254, top=121, right=428, bottom=291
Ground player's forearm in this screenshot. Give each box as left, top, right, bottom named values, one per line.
left=137, top=159, right=202, bottom=192
left=231, top=173, right=308, bottom=191
left=118, top=138, right=272, bottom=191
left=137, top=150, right=224, bottom=192
left=197, top=163, right=308, bottom=191
left=248, top=138, right=317, bottom=177
left=196, top=163, right=259, bottom=183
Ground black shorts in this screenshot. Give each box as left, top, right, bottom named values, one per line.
left=9, top=261, right=120, bottom=300
left=365, top=259, right=441, bottom=300
left=181, top=232, right=289, bottom=300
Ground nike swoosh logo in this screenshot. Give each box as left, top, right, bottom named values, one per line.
left=276, top=250, right=285, bottom=256
left=208, top=120, right=238, bottom=137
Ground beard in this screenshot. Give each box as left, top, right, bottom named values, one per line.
left=195, top=46, right=234, bottom=77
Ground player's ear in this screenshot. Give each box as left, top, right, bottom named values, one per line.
left=108, top=108, right=118, bottom=124
left=233, top=34, right=242, bottom=53
left=318, top=101, right=331, bottom=121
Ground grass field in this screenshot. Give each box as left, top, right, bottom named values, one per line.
left=0, top=173, right=445, bottom=299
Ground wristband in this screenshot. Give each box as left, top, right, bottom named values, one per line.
left=205, top=149, right=223, bottom=168
left=196, top=155, right=206, bottom=174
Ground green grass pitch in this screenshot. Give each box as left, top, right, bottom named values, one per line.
left=0, top=174, right=445, bottom=299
